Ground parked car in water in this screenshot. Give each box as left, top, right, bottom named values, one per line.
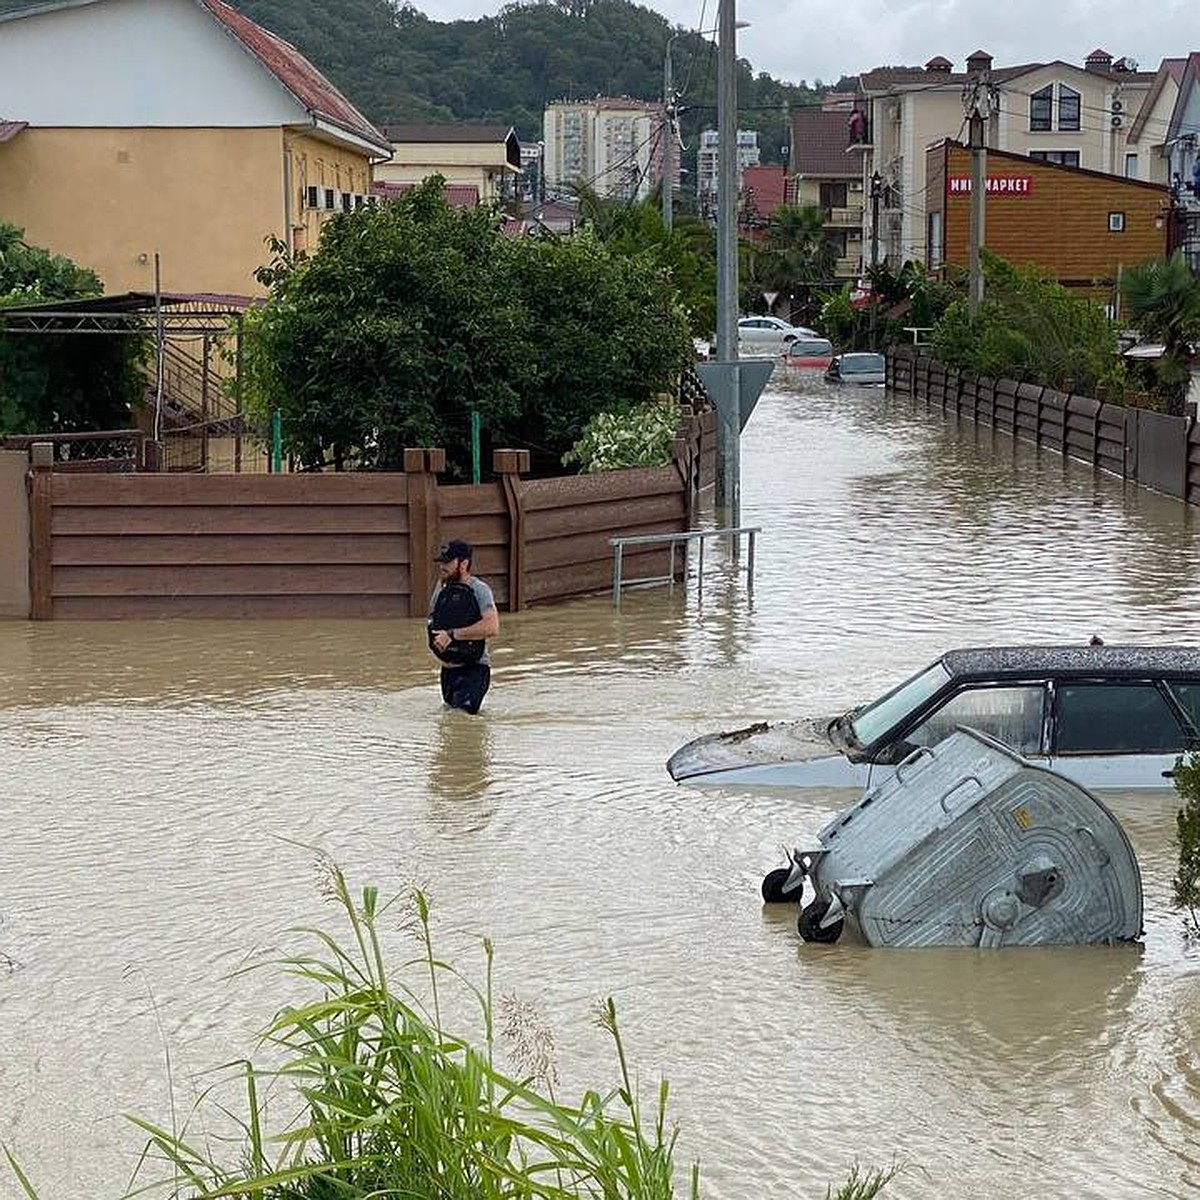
left=737, top=315, right=818, bottom=356
left=784, top=336, right=835, bottom=368
left=667, top=644, right=1200, bottom=793
left=825, top=352, right=886, bottom=384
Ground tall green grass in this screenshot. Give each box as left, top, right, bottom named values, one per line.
left=123, top=859, right=697, bottom=1200
left=5, top=859, right=898, bottom=1199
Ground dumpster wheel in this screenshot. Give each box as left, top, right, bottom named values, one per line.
left=798, top=898, right=843, bottom=944
left=761, top=868, right=802, bottom=904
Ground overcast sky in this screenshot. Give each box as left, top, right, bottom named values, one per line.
left=413, top=0, right=1200, bottom=87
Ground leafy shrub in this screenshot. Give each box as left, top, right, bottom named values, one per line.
left=929, top=251, right=1128, bottom=397
left=562, top=397, right=680, bottom=473
left=1173, top=752, right=1200, bottom=935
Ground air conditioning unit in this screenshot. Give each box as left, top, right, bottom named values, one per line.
left=1111, top=115, right=1123, bottom=129
left=849, top=180, right=864, bottom=192
left=1111, top=99, right=1124, bottom=114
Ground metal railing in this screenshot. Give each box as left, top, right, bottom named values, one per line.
left=609, top=526, right=761, bottom=607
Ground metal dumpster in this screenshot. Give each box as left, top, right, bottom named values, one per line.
left=785, top=727, right=1143, bottom=947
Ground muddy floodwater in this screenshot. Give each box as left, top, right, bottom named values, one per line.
left=5, top=369, right=1200, bottom=1199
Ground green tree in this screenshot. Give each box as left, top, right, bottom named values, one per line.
left=243, top=180, right=691, bottom=472
left=930, top=251, right=1124, bottom=396
left=1119, top=252, right=1200, bottom=416
left=0, top=223, right=146, bottom=435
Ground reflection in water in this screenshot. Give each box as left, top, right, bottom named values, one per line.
left=7, top=375, right=1200, bottom=1198
left=427, top=709, right=496, bottom=834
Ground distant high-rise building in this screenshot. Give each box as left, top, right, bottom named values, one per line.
left=696, top=129, right=760, bottom=219
left=542, top=99, right=665, bottom=202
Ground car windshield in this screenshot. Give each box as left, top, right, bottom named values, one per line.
left=849, top=660, right=953, bottom=746
left=841, top=354, right=885, bottom=373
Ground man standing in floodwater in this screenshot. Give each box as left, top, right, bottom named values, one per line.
left=427, top=539, right=499, bottom=715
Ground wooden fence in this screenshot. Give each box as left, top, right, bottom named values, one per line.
left=888, top=348, right=1200, bottom=506
left=20, top=408, right=718, bottom=621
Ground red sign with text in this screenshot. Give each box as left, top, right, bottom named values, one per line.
left=948, top=176, right=1035, bottom=196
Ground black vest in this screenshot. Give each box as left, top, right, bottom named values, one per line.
left=428, top=582, right=485, bottom=664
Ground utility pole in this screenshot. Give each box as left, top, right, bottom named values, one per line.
left=869, top=170, right=882, bottom=347
left=965, top=50, right=994, bottom=314
left=693, top=2, right=772, bottom=527
left=663, top=35, right=676, bottom=229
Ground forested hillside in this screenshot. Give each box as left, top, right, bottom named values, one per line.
left=228, top=0, right=826, bottom=162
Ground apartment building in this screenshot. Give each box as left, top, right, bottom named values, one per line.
left=696, top=128, right=760, bottom=219
left=542, top=98, right=663, bottom=201
left=853, top=49, right=1155, bottom=268
left=788, top=107, right=864, bottom=280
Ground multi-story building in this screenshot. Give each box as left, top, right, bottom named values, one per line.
left=542, top=99, right=663, bottom=202
left=1159, top=52, right=1200, bottom=271
left=696, top=128, right=760, bottom=219
left=375, top=124, right=522, bottom=204
left=788, top=107, right=864, bottom=280
left=852, top=49, right=1156, bottom=268
left=0, top=0, right=391, bottom=295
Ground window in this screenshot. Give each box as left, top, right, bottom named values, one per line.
left=1030, top=83, right=1082, bottom=133
left=1058, top=85, right=1081, bottom=131
left=1030, top=150, right=1081, bottom=168
left=1030, top=85, right=1053, bottom=131
left=1054, top=683, right=1187, bottom=754
left=1164, top=683, right=1200, bottom=737
left=1108, top=212, right=1125, bottom=232
left=883, top=685, right=1047, bottom=761
left=928, top=210, right=944, bottom=269
left=323, top=187, right=336, bottom=210
left=305, top=185, right=319, bottom=210
left=819, top=181, right=848, bottom=209
left=1124, top=152, right=1139, bottom=179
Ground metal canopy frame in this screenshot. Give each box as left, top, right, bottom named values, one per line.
left=0, top=293, right=253, bottom=336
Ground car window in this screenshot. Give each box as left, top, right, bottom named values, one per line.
left=1054, top=683, right=1187, bottom=754
left=842, top=354, right=885, bottom=373
left=791, top=339, right=833, bottom=356
left=1164, top=682, right=1200, bottom=735
left=886, top=685, right=1047, bottom=761
left=850, top=660, right=952, bottom=746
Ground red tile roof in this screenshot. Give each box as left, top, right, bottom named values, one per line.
left=789, top=108, right=860, bottom=177
left=742, top=165, right=789, bottom=219
left=370, top=180, right=481, bottom=209
left=199, top=0, right=389, bottom=154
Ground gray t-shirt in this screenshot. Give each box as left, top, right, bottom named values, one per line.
left=429, top=576, right=495, bottom=666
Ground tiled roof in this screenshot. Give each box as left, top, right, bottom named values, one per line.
left=0, top=119, right=28, bottom=142
left=742, top=164, right=788, bottom=218
left=370, top=180, right=481, bottom=208
left=789, top=108, right=860, bottom=177
left=199, top=0, right=390, bottom=153
left=859, top=57, right=1156, bottom=92
left=381, top=123, right=514, bottom=144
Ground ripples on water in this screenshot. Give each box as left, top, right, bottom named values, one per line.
left=5, top=372, right=1200, bottom=1198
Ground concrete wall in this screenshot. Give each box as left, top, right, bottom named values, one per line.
left=0, top=450, right=29, bottom=619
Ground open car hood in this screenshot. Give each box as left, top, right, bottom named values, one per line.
left=667, top=716, right=839, bottom=782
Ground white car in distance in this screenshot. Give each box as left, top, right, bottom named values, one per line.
left=737, top=315, right=818, bottom=356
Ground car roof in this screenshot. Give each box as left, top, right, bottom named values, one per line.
left=941, top=644, right=1200, bottom=679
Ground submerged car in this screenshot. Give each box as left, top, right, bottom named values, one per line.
left=825, top=352, right=886, bottom=384
left=667, top=645, right=1200, bottom=793
left=784, top=336, right=835, bottom=368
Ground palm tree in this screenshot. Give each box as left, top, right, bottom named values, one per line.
left=1119, top=252, right=1200, bottom=416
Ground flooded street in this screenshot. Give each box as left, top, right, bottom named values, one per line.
left=5, top=368, right=1200, bottom=1199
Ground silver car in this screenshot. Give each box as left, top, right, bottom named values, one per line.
left=668, top=644, right=1200, bottom=793
left=737, top=315, right=817, bottom=356
left=825, top=351, right=886, bottom=384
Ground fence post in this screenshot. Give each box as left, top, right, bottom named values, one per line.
left=404, top=447, right=445, bottom=614
left=27, top=441, right=53, bottom=620
left=494, top=448, right=530, bottom=612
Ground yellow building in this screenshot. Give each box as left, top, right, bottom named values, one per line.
left=0, top=0, right=392, bottom=297
left=375, top=124, right=522, bottom=205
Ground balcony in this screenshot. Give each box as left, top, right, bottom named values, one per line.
left=824, top=204, right=864, bottom=228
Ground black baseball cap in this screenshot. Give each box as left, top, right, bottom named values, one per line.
left=434, top=538, right=473, bottom=563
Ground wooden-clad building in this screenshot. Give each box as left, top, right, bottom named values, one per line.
left=925, top=140, right=1169, bottom=296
